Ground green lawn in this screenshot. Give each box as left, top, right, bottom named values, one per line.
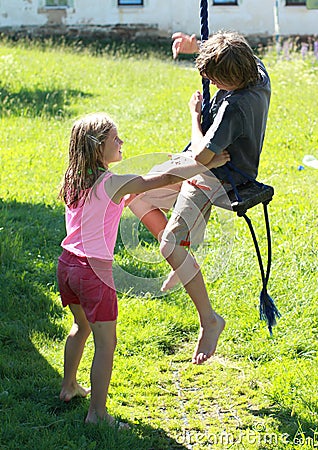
left=0, top=38, right=317, bottom=449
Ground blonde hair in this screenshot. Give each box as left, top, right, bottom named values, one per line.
left=195, top=31, right=259, bottom=89
left=59, top=112, right=115, bottom=207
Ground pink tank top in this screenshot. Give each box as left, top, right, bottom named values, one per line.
left=61, top=172, right=124, bottom=260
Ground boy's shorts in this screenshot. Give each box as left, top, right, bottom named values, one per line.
left=161, top=172, right=230, bottom=247
left=132, top=171, right=231, bottom=248
left=57, top=249, right=118, bottom=323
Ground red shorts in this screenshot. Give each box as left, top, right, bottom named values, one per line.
left=57, top=249, right=118, bottom=323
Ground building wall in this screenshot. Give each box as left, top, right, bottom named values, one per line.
left=0, top=0, right=317, bottom=38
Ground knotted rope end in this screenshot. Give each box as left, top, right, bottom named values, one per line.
left=259, top=289, right=281, bottom=335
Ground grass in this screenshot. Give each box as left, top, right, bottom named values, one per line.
left=0, top=38, right=318, bottom=449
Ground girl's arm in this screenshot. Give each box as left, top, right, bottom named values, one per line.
left=107, top=151, right=230, bottom=204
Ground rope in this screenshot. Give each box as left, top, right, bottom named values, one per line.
left=198, top=0, right=280, bottom=333
left=200, top=0, right=211, bottom=133
left=263, top=203, right=272, bottom=288
left=226, top=161, right=265, bottom=188
left=242, top=205, right=280, bottom=335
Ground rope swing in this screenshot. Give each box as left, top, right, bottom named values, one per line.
left=198, top=0, right=280, bottom=334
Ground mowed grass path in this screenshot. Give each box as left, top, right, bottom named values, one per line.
left=0, top=39, right=317, bottom=449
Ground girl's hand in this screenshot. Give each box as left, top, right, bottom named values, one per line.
left=189, top=90, right=203, bottom=116
left=172, top=32, right=199, bottom=59
left=207, top=150, right=231, bottom=169
left=123, top=193, right=137, bottom=206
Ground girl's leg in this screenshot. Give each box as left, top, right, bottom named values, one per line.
left=85, top=320, right=118, bottom=424
left=60, top=303, right=91, bottom=402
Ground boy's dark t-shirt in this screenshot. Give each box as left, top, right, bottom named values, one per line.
left=206, top=59, right=271, bottom=185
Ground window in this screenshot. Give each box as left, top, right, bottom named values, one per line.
left=306, top=0, right=318, bottom=8
left=213, top=0, right=238, bottom=4
left=285, top=0, right=305, bottom=5
left=44, top=0, right=73, bottom=6
left=118, top=0, right=143, bottom=5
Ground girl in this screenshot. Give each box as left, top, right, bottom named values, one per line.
left=57, top=112, right=229, bottom=426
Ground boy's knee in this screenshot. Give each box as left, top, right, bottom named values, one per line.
left=160, top=233, right=176, bottom=259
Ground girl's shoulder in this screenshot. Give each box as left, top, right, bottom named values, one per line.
left=103, top=172, right=136, bottom=204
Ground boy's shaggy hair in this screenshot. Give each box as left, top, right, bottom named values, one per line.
left=195, top=31, right=259, bottom=89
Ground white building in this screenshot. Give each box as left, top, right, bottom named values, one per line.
left=0, top=0, right=317, bottom=40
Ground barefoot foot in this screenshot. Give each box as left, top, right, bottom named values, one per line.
left=60, top=382, right=91, bottom=403
left=85, top=411, right=130, bottom=429
left=161, top=270, right=180, bottom=292
left=192, top=313, right=225, bottom=365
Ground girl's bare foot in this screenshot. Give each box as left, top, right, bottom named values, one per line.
left=59, top=382, right=91, bottom=402
left=192, top=313, right=225, bottom=365
left=161, top=270, right=180, bottom=292
left=85, top=411, right=130, bottom=429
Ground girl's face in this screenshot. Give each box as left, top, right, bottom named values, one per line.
left=102, top=127, right=124, bottom=166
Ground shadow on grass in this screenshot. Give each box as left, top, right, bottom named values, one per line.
left=250, top=405, right=318, bottom=443
left=113, top=211, right=184, bottom=298
left=0, top=199, right=187, bottom=449
left=0, top=84, right=92, bottom=118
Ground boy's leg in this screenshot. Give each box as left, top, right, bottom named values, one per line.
left=85, top=320, right=119, bottom=424
left=160, top=174, right=227, bottom=364
left=160, top=269, right=180, bottom=292
left=160, top=242, right=225, bottom=364
left=60, top=303, right=91, bottom=401
left=128, top=186, right=182, bottom=289
left=129, top=199, right=168, bottom=241
left=128, top=185, right=180, bottom=241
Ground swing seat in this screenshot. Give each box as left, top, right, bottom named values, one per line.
left=214, top=181, right=274, bottom=216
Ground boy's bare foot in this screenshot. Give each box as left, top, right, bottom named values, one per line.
left=85, top=411, right=130, bottom=429
left=161, top=270, right=180, bottom=292
left=192, top=313, right=225, bottom=365
left=59, top=383, right=91, bottom=402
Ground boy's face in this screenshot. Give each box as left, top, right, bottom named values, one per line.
left=208, top=77, right=241, bottom=91
left=202, top=71, right=242, bottom=91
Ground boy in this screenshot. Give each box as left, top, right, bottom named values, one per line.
left=129, top=31, right=271, bottom=364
